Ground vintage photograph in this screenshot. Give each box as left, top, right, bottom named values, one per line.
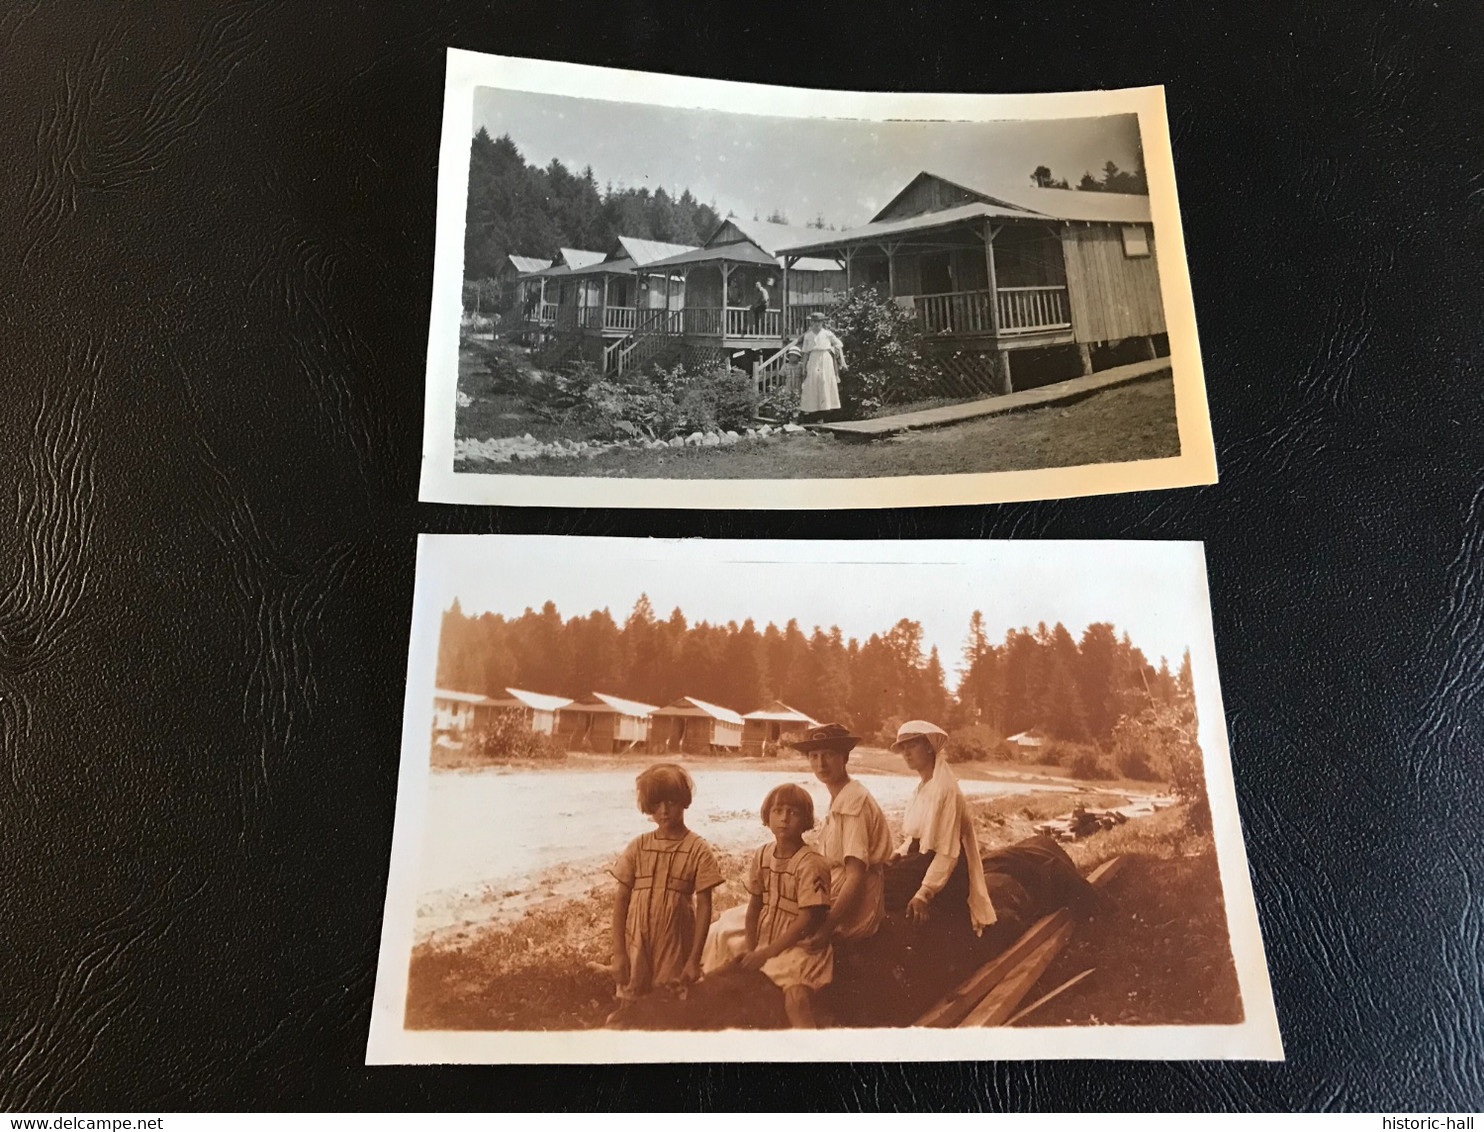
left=419, top=51, right=1218, bottom=509
left=368, top=537, right=1281, bottom=1063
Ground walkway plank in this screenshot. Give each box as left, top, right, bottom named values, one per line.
left=818, top=357, right=1173, bottom=440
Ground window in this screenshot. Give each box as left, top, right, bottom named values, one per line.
left=1122, top=225, right=1150, bottom=258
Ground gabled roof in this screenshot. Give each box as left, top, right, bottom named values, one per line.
left=433, top=688, right=494, bottom=705
left=529, top=247, right=605, bottom=277
left=644, top=217, right=844, bottom=273
left=714, top=217, right=828, bottom=257
left=653, top=696, right=745, bottom=725
left=872, top=171, right=1151, bottom=226
left=491, top=688, right=573, bottom=713
left=617, top=236, right=696, bottom=266
left=561, top=247, right=606, bottom=269
left=508, top=255, right=552, bottom=275
left=778, top=201, right=1033, bottom=256
left=565, top=691, right=658, bottom=717
left=992, top=185, right=1152, bottom=225
left=1005, top=730, right=1046, bottom=745
left=742, top=701, right=819, bottom=724
left=569, top=236, right=699, bottom=276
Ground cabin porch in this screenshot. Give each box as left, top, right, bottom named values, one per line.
left=784, top=218, right=1075, bottom=351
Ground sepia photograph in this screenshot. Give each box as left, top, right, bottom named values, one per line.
left=419, top=50, right=1218, bottom=509
left=368, top=537, right=1281, bottom=1063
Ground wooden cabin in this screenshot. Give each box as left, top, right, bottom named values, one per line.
left=519, top=247, right=604, bottom=331
left=1004, top=730, right=1048, bottom=760
left=775, top=172, right=1167, bottom=393
left=741, top=701, right=820, bottom=754
left=556, top=236, right=693, bottom=339
left=484, top=688, right=573, bottom=735
left=499, top=255, right=552, bottom=320
left=432, top=688, right=497, bottom=738
left=638, top=218, right=846, bottom=368
left=557, top=691, right=657, bottom=753
left=649, top=696, right=745, bottom=755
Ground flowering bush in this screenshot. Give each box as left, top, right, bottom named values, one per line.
left=827, top=286, right=930, bottom=414
left=475, top=711, right=565, bottom=762
left=527, top=359, right=756, bottom=438
left=757, top=381, right=801, bottom=422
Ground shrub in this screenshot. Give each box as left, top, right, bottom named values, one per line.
left=474, top=711, right=565, bottom=763
left=526, top=360, right=757, bottom=439
left=1111, top=700, right=1210, bottom=832
left=827, top=285, right=930, bottom=414
left=947, top=723, right=999, bottom=762
left=677, top=365, right=757, bottom=433
left=757, top=382, right=801, bottom=423
left=1046, top=740, right=1115, bottom=780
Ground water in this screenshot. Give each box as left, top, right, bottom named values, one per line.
left=412, top=765, right=1075, bottom=938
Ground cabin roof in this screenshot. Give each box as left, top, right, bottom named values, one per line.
left=742, top=701, right=819, bottom=724
left=642, top=241, right=840, bottom=274
left=994, top=185, right=1152, bottom=225
left=566, top=691, right=658, bottom=717
left=561, top=247, right=606, bottom=269
left=777, top=202, right=1033, bottom=255
left=490, top=688, right=573, bottom=713
left=507, top=255, right=552, bottom=275
left=780, top=171, right=1153, bottom=256
left=568, top=236, right=698, bottom=276
left=433, top=688, right=494, bottom=705
left=1005, top=730, right=1046, bottom=745
left=653, top=696, right=745, bottom=725
left=526, top=247, right=605, bottom=277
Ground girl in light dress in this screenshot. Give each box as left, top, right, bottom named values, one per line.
left=608, top=764, right=724, bottom=1004
left=728, top=782, right=834, bottom=1028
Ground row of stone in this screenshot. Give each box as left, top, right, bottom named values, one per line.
left=455, top=422, right=809, bottom=465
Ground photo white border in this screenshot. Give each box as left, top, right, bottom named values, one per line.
left=367, top=535, right=1281, bottom=1064
left=418, top=49, right=1217, bottom=510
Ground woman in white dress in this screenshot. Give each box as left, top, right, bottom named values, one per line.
left=798, top=311, right=846, bottom=422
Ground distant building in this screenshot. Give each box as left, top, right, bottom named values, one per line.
left=650, top=696, right=745, bottom=754
left=432, top=688, right=497, bottom=737
left=558, top=692, right=658, bottom=753
left=741, top=701, right=820, bottom=754
left=1003, top=730, right=1047, bottom=759
left=485, top=688, right=573, bottom=736
left=433, top=687, right=572, bottom=739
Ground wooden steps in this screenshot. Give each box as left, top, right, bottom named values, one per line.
left=915, top=855, right=1124, bottom=1029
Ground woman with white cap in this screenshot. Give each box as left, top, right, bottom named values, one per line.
left=889, top=720, right=997, bottom=935
left=798, top=312, right=846, bottom=423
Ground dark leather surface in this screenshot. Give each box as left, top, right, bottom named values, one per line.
left=1, top=0, right=1480, bottom=1113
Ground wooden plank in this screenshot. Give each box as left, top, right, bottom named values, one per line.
left=1004, top=967, right=1097, bottom=1027
left=958, top=923, right=1074, bottom=1026
left=915, top=855, right=1124, bottom=1028
left=915, top=912, right=1066, bottom=1028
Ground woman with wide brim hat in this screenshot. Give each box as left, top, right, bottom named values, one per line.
left=798, top=312, right=845, bottom=423
left=786, top=724, right=893, bottom=950
left=889, top=720, right=997, bottom=934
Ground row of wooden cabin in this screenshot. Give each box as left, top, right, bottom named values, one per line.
left=492, top=171, right=1168, bottom=394
left=432, top=687, right=818, bottom=755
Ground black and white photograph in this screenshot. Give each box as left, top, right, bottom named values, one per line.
left=368, top=536, right=1280, bottom=1063
left=419, top=50, right=1218, bottom=509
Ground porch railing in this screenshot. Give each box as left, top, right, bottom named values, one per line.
left=997, top=286, right=1071, bottom=334
left=538, top=302, right=558, bottom=324
left=684, top=307, right=783, bottom=339
left=911, top=286, right=1071, bottom=336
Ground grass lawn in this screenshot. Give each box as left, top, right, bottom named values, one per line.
left=457, top=373, right=1180, bottom=479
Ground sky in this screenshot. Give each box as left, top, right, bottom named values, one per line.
left=472, top=87, right=1142, bottom=230
left=428, top=537, right=1204, bottom=681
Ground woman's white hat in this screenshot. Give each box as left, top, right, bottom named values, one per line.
left=891, top=719, right=948, bottom=753
left=808, top=311, right=826, bottom=320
